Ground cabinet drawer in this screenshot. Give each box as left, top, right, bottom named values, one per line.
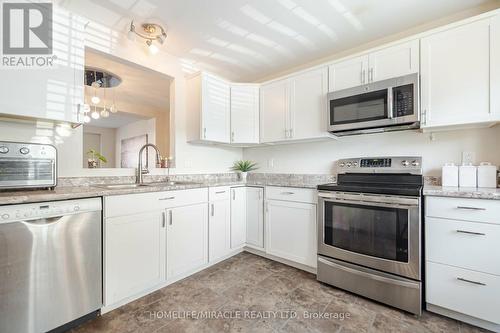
left=265, top=186, right=317, bottom=204
left=426, top=262, right=500, bottom=324
left=105, top=188, right=208, bottom=218
left=209, top=186, right=231, bottom=201
left=426, top=217, right=500, bottom=275
left=426, top=196, right=500, bottom=224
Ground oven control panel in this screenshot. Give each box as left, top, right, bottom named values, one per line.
left=337, top=157, right=422, bottom=175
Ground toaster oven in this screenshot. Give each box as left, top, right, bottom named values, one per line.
left=0, top=141, right=57, bottom=190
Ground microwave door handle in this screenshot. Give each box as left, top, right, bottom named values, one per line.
left=387, top=87, right=394, bottom=119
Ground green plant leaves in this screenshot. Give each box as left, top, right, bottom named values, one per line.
left=231, top=160, right=258, bottom=172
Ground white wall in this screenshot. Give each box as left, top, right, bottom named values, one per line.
left=115, top=118, right=155, bottom=168
left=0, top=4, right=242, bottom=177
left=243, top=127, right=500, bottom=176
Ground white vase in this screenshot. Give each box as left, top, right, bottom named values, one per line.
left=238, top=172, right=248, bottom=182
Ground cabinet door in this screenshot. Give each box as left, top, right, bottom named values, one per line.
left=201, top=74, right=230, bottom=142
left=328, top=55, right=368, bottom=92
left=166, top=203, right=208, bottom=279
left=246, top=187, right=264, bottom=249
left=105, top=211, right=165, bottom=305
left=209, top=199, right=231, bottom=262
left=230, top=85, right=259, bottom=144
left=0, top=6, right=85, bottom=123
left=421, top=19, right=491, bottom=128
left=289, top=67, right=328, bottom=140
left=230, top=187, right=247, bottom=249
left=368, top=40, right=419, bottom=82
left=492, top=15, right=500, bottom=120
left=260, top=80, right=289, bottom=142
left=266, top=200, right=317, bottom=267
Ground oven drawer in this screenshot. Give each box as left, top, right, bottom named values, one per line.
left=426, top=197, right=500, bottom=224
left=318, top=256, right=421, bottom=315
left=265, top=186, right=317, bottom=204
left=426, top=261, right=500, bottom=324
left=426, top=217, right=500, bottom=275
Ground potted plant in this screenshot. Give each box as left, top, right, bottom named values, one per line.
left=231, top=160, right=258, bottom=181
left=87, top=149, right=107, bottom=168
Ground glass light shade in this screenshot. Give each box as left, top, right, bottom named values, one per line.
left=82, top=104, right=90, bottom=113
left=91, top=96, right=100, bottom=104
left=147, top=40, right=159, bottom=55
left=83, top=115, right=91, bottom=123
left=100, top=109, right=110, bottom=118
left=109, top=104, right=117, bottom=113
left=91, top=110, right=100, bottom=119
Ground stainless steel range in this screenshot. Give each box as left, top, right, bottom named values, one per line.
left=317, top=157, right=423, bottom=315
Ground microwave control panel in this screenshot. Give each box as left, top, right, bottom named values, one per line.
left=393, top=84, right=414, bottom=117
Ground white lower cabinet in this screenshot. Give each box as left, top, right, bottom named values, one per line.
left=166, top=203, right=208, bottom=280
left=246, top=187, right=264, bottom=249
left=209, top=187, right=231, bottom=262
left=105, top=211, right=165, bottom=306
left=425, top=196, right=500, bottom=330
left=230, top=187, right=247, bottom=249
left=265, top=188, right=317, bottom=268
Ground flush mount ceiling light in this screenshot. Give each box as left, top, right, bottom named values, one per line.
left=128, top=21, right=167, bottom=55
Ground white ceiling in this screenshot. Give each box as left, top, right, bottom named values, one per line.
left=63, top=0, right=496, bottom=81
left=87, top=111, right=147, bottom=128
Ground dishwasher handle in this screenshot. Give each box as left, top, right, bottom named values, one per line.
left=22, top=216, right=65, bottom=225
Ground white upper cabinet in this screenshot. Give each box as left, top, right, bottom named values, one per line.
left=187, top=73, right=230, bottom=143
left=328, top=40, right=419, bottom=92
left=492, top=15, right=500, bottom=119
left=260, top=79, right=289, bottom=142
left=329, top=55, right=367, bottom=91
left=260, top=67, right=329, bottom=143
left=289, top=67, right=329, bottom=140
left=421, top=18, right=495, bottom=128
left=230, top=85, right=259, bottom=144
left=368, top=40, right=419, bottom=82
left=0, top=6, right=85, bottom=124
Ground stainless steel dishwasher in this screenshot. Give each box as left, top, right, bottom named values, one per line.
left=0, top=198, right=102, bottom=333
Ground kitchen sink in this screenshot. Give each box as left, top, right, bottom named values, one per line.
left=96, top=181, right=201, bottom=189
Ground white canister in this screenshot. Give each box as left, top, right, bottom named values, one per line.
left=477, top=162, right=498, bottom=188
left=459, top=164, right=477, bottom=187
left=442, top=163, right=459, bottom=187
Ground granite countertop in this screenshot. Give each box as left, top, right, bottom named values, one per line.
left=423, top=185, right=500, bottom=200
left=0, top=178, right=325, bottom=206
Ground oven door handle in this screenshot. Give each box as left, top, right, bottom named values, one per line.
left=319, top=196, right=418, bottom=209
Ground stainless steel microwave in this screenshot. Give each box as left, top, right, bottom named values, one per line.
left=327, top=73, right=419, bottom=136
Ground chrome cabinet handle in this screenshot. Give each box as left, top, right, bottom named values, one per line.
left=280, top=192, right=294, bottom=195
left=456, top=230, right=486, bottom=236
left=457, top=277, right=486, bottom=286
left=285, top=129, right=289, bottom=138
left=162, top=211, right=166, bottom=228
left=369, top=68, right=374, bottom=82
left=215, top=191, right=226, bottom=194
left=203, top=127, right=207, bottom=139
left=159, top=197, right=175, bottom=201
left=232, top=190, right=235, bottom=200
left=231, top=131, right=235, bottom=142
left=361, top=69, right=366, bottom=84
left=289, top=128, right=293, bottom=138
left=211, top=203, right=214, bottom=217
left=456, top=206, right=486, bottom=211
left=168, top=210, right=173, bottom=225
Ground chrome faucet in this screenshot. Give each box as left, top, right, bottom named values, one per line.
left=137, top=143, right=161, bottom=185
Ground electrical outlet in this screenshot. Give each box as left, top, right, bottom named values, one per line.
left=462, top=151, right=476, bottom=165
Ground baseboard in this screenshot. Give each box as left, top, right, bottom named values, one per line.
left=427, top=304, right=500, bottom=332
